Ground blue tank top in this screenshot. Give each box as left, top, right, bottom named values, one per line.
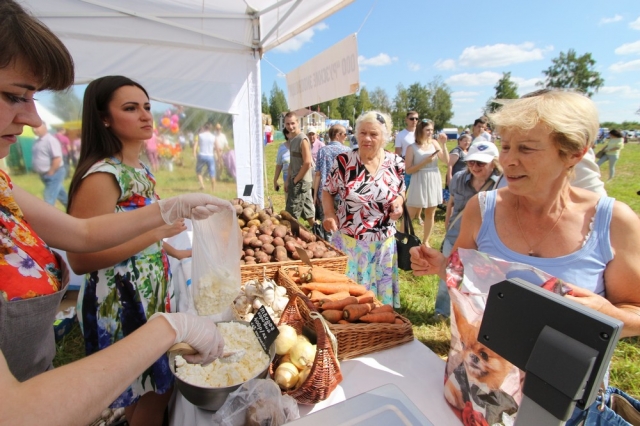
left=476, top=190, right=614, bottom=296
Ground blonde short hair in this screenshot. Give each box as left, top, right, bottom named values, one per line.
left=355, top=111, right=393, bottom=141
left=488, top=89, right=599, bottom=158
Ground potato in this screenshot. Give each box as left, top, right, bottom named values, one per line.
left=272, top=237, right=285, bottom=247
left=233, top=204, right=243, bottom=216
left=285, top=241, right=298, bottom=253
left=291, top=250, right=300, bottom=260
left=322, top=251, right=338, bottom=258
left=255, top=252, right=270, bottom=263
left=250, top=238, right=263, bottom=249
left=240, top=260, right=246, bottom=265
left=273, top=225, right=288, bottom=238
left=243, top=233, right=256, bottom=246
left=262, top=243, right=275, bottom=255
left=274, top=246, right=288, bottom=262
left=241, top=200, right=252, bottom=209
left=306, top=242, right=319, bottom=252
left=305, top=249, right=314, bottom=259
left=242, top=208, right=256, bottom=222
left=244, top=256, right=256, bottom=263
left=258, top=211, right=270, bottom=223
left=244, top=248, right=255, bottom=257
left=258, top=234, right=274, bottom=245
left=283, top=235, right=295, bottom=243
left=298, top=227, right=316, bottom=243
left=312, top=249, right=325, bottom=259
left=280, top=219, right=291, bottom=228
left=259, top=224, right=274, bottom=236
left=238, top=218, right=246, bottom=228
left=231, top=198, right=242, bottom=206
left=247, top=219, right=261, bottom=228
left=262, top=219, right=273, bottom=227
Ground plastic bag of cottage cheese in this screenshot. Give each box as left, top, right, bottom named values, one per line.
left=191, top=201, right=242, bottom=320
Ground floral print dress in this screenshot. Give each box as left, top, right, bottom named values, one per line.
left=324, top=150, right=405, bottom=307
left=0, top=170, right=62, bottom=301
left=76, top=158, right=174, bottom=408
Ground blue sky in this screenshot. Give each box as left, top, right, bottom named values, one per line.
left=260, top=0, right=640, bottom=127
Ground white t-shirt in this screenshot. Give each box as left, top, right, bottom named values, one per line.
left=394, top=129, right=415, bottom=157
left=197, top=131, right=215, bottom=156
left=214, top=132, right=229, bottom=151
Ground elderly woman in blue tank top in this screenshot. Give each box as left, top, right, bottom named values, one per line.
left=409, top=89, right=640, bottom=422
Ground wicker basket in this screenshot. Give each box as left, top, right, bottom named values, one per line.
left=269, top=292, right=343, bottom=404
left=240, top=239, right=347, bottom=283
left=278, top=265, right=414, bottom=360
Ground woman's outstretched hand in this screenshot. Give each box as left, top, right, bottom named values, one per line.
left=410, top=244, right=447, bottom=278
left=157, top=194, right=233, bottom=224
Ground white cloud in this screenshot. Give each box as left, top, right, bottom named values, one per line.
left=614, top=40, right=640, bottom=55
left=273, top=23, right=328, bottom=53
left=358, top=53, right=397, bottom=67
left=630, top=17, right=640, bottom=30
left=458, top=42, right=552, bottom=68
left=512, top=77, right=543, bottom=92
left=451, top=91, right=479, bottom=98
left=358, top=53, right=397, bottom=71
left=609, top=59, right=640, bottom=72
left=599, top=15, right=623, bottom=25
left=407, top=61, right=421, bottom=72
left=434, top=59, right=456, bottom=70
left=454, top=98, right=476, bottom=104
left=598, top=85, right=640, bottom=99
left=446, top=72, right=502, bottom=86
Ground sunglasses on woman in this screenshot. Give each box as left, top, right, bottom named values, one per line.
left=467, top=160, right=488, bottom=167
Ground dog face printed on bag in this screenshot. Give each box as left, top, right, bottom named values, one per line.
left=444, top=302, right=513, bottom=410
left=457, top=309, right=512, bottom=390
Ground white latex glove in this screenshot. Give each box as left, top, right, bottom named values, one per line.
left=150, top=312, right=225, bottom=364
left=157, top=194, right=233, bottom=224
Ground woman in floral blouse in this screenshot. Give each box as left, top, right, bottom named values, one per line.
left=322, top=111, right=405, bottom=308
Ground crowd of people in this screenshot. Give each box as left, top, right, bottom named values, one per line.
left=3, top=0, right=640, bottom=424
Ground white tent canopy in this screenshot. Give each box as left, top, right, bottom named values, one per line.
left=22, top=0, right=353, bottom=204
left=34, top=100, right=64, bottom=127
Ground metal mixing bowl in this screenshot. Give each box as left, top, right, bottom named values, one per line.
left=169, top=320, right=276, bottom=411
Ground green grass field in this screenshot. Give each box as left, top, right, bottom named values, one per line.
left=8, top=139, right=640, bottom=398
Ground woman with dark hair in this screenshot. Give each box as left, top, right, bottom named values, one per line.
left=597, top=128, right=624, bottom=180
left=405, top=119, right=449, bottom=246
left=0, top=2, right=226, bottom=424
left=67, top=76, right=188, bottom=426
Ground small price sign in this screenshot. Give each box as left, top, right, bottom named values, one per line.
left=250, top=305, right=279, bottom=354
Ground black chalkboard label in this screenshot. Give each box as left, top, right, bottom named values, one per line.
left=250, top=305, right=279, bottom=354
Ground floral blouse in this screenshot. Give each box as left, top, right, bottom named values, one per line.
left=0, top=170, right=61, bottom=301
left=324, top=149, right=405, bottom=241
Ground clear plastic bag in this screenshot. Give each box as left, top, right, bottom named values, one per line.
left=190, top=203, right=242, bottom=320
left=211, top=379, right=300, bottom=426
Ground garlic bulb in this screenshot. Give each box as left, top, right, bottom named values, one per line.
left=272, top=294, right=289, bottom=313
left=274, top=362, right=299, bottom=390
left=275, top=285, right=287, bottom=297
left=252, top=297, right=264, bottom=311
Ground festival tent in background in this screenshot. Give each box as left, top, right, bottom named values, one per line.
left=22, top=0, right=354, bottom=206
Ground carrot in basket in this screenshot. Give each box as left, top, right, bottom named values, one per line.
left=337, top=320, right=350, bottom=325
left=309, top=290, right=328, bottom=301
left=308, top=266, right=351, bottom=283
left=311, top=290, right=349, bottom=303
left=321, top=310, right=344, bottom=324
left=394, top=318, right=405, bottom=325
left=356, top=290, right=375, bottom=303
left=370, top=304, right=394, bottom=314
left=359, top=312, right=396, bottom=324
left=342, top=303, right=374, bottom=321
left=301, top=283, right=349, bottom=295
left=357, top=296, right=374, bottom=304
left=320, top=296, right=358, bottom=311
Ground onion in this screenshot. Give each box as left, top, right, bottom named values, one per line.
left=290, top=340, right=316, bottom=370
left=274, top=362, right=299, bottom=390
left=275, top=324, right=298, bottom=355
left=295, top=366, right=312, bottom=389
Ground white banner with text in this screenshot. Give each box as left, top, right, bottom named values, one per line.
left=286, top=34, right=359, bottom=111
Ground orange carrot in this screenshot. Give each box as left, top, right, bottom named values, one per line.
left=370, top=304, right=394, bottom=314
left=320, top=296, right=358, bottom=311
left=356, top=290, right=375, bottom=303
left=309, top=290, right=328, bottom=301
left=359, top=312, right=396, bottom=324
left=342, top=303, right=374, bottom=321
left=321, top=310, right=343, bottom=324
left=309, top=266, right=351, bottom=283
left=394, top=318, right=405, bottom=325
left=301, top=283, right=349, bottom=294
left=337, top=319, right=350, bottom=325
left=357, top=296, right=374, bottom=304
left=345, top=283, right=368, bottom=297
left=311, top=291, right=349, bottom=303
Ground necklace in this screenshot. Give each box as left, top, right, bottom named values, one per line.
left=362, top=151, right=384, bottom=175
left=515, top=197, right=567, bottom=257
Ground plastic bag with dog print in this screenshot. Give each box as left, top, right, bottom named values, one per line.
left=444, top=248, right=570, bottom=426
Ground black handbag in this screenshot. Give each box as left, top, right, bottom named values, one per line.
left=395, top=202, right=422, bottom=271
